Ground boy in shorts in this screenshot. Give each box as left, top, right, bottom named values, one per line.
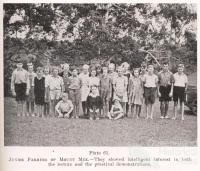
left=68, top=68, right=81, bottom=118
left=11, top=61, right=30, bottom=116
left=48, top=67, right=64, bottom=116
left=158, top=62, right=174, bottom=119
left=55, top=93, right=73, bottom=118
left=143, top=64, right=159, bottom=119
left=173, top=64, right=188, bottom=120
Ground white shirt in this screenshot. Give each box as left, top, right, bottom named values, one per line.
left=173, top=72, right=188, bottom=87
left=89, top=76, right=100, bottom=88
left=143, top=73, right=158, bottom=88
left=48, top=75, right=64, bottom=90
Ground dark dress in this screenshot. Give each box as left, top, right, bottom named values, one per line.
left=34, top=77, right=45, bottom=105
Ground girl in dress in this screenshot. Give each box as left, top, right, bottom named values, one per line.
left=89, top=67, right=100, bottom=95
left=79, top=64, right=90, bottom=116
left=128, top=68, right=144, bottom=118
left=107, top=98, right=124, bottom=120
left=44, top=66, right=51, bottom=117
left=113, top=67, right=128, bottom=113
left=34, top=67, right=45, bottom=117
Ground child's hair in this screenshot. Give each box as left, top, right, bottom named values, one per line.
left=62, top=93, right=68, bottom=98
left=162, top=62, right=169, bottom=66
left=52, top=66, right=59, bottom=72
left=37, top=67, right=43, bottom=73
left=148, top=64, right=154, bottom=68
left=133, top=68, right=140, bottom=76
left=178, top=63, right=184, bottom=68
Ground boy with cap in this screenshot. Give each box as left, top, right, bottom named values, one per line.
left=11, top=60, right=30, bottom=116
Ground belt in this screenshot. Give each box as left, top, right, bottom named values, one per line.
left=50, top=89, right=61, bottom=91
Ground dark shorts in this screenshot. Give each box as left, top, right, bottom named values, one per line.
left=15, top=83, right=27, bottom=102
left=159, top=85, right=172, bottom=102
left=144, top=87, right=157, bottom=105
left=173, top=86, right=185, bottom=102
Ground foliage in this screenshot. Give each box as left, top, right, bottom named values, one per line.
left=3, top=3, right=197, bottom=96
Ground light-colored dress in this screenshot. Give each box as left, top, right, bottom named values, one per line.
left=113, top=75, right=128, bottom=102
left=79, top=73, right=90, bottom=102
left=128, top=76, right=144, bottom=105
left=27, top=72, right=36, bottom=102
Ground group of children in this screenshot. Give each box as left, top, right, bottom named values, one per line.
left=11, top=60, right=188, bottom=120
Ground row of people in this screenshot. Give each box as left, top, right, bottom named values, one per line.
left=10, top=61, right=188, bottom=120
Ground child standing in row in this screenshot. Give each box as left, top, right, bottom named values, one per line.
left=34, top=67, right=45, bottom=117
left=99, top=66, right=111, bottom=117
left=26, top=63, right=36, bottom=116
left=113, top=67, right=128, bottom=113
left=89, top=67, right=100, bottom=95
left=44, top=66, right=51, bottom=117
left=68, top=68, right=81, bottom=118
left=173, top=64, right=188, bottom=120
left=128, top=68, right=144, bottom=118
left=79, top=64, right=90, bottom=116
left=11, top=61, right=30, bottom=116
left=48, top=67, right=64, bottom=117
left=143, top=64, right=159, bottom=119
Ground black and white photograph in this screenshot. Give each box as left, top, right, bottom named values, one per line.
left=3, top=3, right=197, bottom=146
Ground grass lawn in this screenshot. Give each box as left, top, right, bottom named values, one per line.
left=4, top=97, right=197, bottom=146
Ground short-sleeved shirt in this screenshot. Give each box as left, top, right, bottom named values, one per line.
left=56, top=100, right=73, bottom=113
left=173, top=72, right=188, bottom=87
left=108, top=72, right=118, bottom=85
left=143, top=73, right=158, bottom=88
left=113, top=75, right=128, bottom=92
left=68, top=76, right=81, bottom=90
left=11, top=68, right=30, bottom=90
left=100, top=75, right=111, bottom=90
left=158, top=70, right=174, bottom=86
left=48, top=75, right=64, bottom=90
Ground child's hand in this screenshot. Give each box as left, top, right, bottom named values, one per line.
left=169, top=91, right=173, bottom=97
left=95, top=109, right=99, bottom=113
left=26, top=90, right=29, bottom=96
left=158, top=91, right=161, bottom=97
left=89, top=109, right=93, bottom=113
left=12, top=90, right=16, bottom=97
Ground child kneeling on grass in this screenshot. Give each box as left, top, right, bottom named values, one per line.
left=55, top=93, right=73, bottom=118
left=87, top=85, right=102, bottom=120
left=107, top=98, right=124, bottom=120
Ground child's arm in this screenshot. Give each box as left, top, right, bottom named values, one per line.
left=10, top=71, right=16, bottom=96
left=55, top=101, right=62, bottom=116
left=25, top=72, right=30, bottom=95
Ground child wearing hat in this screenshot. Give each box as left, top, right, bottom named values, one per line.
left=11, top=60, right=30, bottom=116
left=55, top=93, right=73, bottom=118
left=107, top=97, right=124, bottom=120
